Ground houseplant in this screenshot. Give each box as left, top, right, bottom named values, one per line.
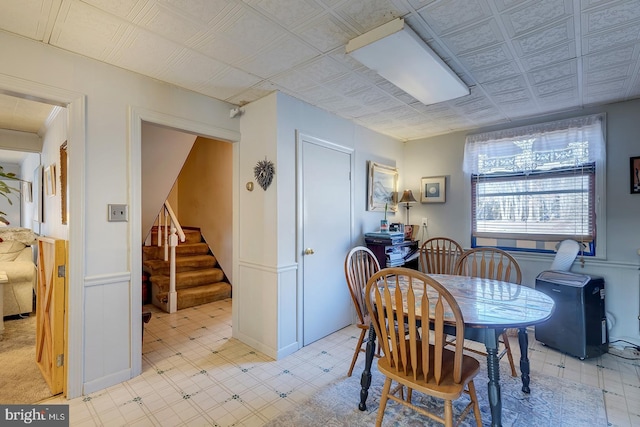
left=0, top=165, right=20, bottom=225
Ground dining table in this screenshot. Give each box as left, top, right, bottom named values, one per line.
left=358, top=273, right=556, bottom=427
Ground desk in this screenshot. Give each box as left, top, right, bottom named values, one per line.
left=365, top=239, right=419, bottom=269
left=358, top=273, right=555, bottom=427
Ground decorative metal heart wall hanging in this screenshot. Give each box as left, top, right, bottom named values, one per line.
left=254, top=158, right=275, bottom=191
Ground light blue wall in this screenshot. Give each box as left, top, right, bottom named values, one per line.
left=404, top=98, right=640, bottom=346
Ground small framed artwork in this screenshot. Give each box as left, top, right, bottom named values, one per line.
left=44, top=163, right=56, bottom=197
left=22, top=181, right=32, bottom=202
left=631, top=156, right=640, bottom=194
left=421, top=176, right=446, bottom=203
left=367, top=161, right=398, bottom=212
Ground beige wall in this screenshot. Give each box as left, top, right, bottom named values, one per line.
left=177, top=137, right=233, bottom=282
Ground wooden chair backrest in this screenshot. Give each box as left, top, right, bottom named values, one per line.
left=344, top=246, right=380, bottom=325
left=365, top=267, right=466, bottom=386
left=454, top=247, right=522, bottom=284
left=420, top=237, right=464, bottom=274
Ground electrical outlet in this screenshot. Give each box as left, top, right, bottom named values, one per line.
left=421, top=217, right=428, bottom=227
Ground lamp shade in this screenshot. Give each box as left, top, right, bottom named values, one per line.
left=399, top=189, right=417, bottom=204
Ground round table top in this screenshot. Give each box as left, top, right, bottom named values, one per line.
left=381, top=273, right=555, bottom=329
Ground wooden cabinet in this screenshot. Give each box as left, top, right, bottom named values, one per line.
left=365, top=239, right=419, bottom=270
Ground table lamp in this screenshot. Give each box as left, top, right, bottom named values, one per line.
left=399, top=189, right=417, bottom=224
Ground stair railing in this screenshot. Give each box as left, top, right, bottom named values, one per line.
left=147, top=201, right=185, bottom=313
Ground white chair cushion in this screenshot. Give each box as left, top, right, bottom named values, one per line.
left=550, top=240, right=580, bottom=271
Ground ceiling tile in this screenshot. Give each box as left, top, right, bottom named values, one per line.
left=511, top=18, right=574, bottom=56
left=500, top=0, right=572, bottom=38
left=109, top=27, right=181, bottom=78
left=582, top=0, right=640, bottom=34
left=200, top=67, right=262, bottom=101
left=254, top=0, right=324, bottom=28
left=239, top=35, right=318, bottom=78
left=294, top=56, right=349, bottom=84
left=295, top=13, right=356, bottom=52
left=458, top=44, right=513, bottom=71
left=218, top=6, right=285, bottom=53
left=158, top=0, right=238, bottom=25
left=519, top=42, right=576, bottom=71
left=51, top=0, right=128, bottom=61
left=136, top=3, right=204, bottom=45
left=441, top=19, right=505, bottom=55
left=482, top=75, right=528, bottom=94
left=81, top=0, right=147, bottom=19
left=583, top=24, right=640, bottom=55
left=156, top=49, right=228, bottom=89
left=0, top=0, right=54, bottom=40
left=527, top=59, right=577, bottom=85
left=334, top=0, right=405, bottom=32
left=472, top=62, right=521, bottom=83
left=533, top=75, right=577, bottom=96
left=418, top=0, right=492, bottom=34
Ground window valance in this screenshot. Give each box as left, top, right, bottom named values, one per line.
left=463, top=114, right=605, bottom=175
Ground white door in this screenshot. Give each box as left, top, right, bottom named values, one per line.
left=301, top=135, right=353, bottom=345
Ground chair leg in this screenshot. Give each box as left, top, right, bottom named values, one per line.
left=347, top=328, right=367, bottom=377
left=501, top=332, right=517, bottom=377
left=376, top=378, right=392, bottom=427
left=468, top=380, right=483, bottom=427
left=444, top=400, right=454, bottom=427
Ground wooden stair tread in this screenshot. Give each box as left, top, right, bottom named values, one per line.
left=150, top=268, right=226, bottom=291
left=154, top=282, right=231, bottom=310
left=145, top=225, right=231, bottom=311
left=143, top=254, right=217, bottom=275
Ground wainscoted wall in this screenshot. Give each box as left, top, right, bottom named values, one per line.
left=83, top=272, right=132, bottom=394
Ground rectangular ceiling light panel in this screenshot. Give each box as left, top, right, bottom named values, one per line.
left=346, top=18, right=469, bottom=105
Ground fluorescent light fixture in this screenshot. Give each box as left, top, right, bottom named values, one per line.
left=346, top=18, right=469, bottom=105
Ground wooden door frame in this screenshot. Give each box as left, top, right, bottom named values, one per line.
left=0, top=74, right=86, bottom=398
left=128, top=107, right=239, bottom=376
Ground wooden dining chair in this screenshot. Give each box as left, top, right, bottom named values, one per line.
left=344, top=246, right=380, bottom=377
left=365, top=267, right=482, bottom=427
left=420, top=237, right=464, bottom=274
left=453, top=247, right=522, bottom=377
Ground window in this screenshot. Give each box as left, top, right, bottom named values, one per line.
left=463, top=114, right=605, bottom=256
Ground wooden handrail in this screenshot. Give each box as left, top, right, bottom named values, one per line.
left=145, top=200, right=185, bottom=313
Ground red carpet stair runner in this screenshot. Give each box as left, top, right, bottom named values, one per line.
left=143, top=226, right=231, bottom=311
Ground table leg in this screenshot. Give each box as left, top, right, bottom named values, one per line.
left=485, top=329, right=502, bottom=427
left=518, top=327, right=531, bottom=393
left=358, top=324, right=376, bottom=411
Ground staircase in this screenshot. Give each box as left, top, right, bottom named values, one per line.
left=143, top=226, right=231, bottom=312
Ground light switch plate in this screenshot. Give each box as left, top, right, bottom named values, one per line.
left=108, top=204, right=128, bottom=222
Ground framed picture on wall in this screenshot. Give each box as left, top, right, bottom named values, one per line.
left=22, top=181, right=32, bottom=203
left=420, top=176, right=446, bottom=203
left=631, top=156, right=640, bottom=194
left=367, top=161, right=398, bottom=212
left=44, top=163, right=56, bottom=197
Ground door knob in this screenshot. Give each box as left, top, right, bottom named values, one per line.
left=304, top=248, right=315, bottom=255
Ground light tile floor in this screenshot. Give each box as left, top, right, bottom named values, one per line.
left=40, top=298, right=640, bottom=426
